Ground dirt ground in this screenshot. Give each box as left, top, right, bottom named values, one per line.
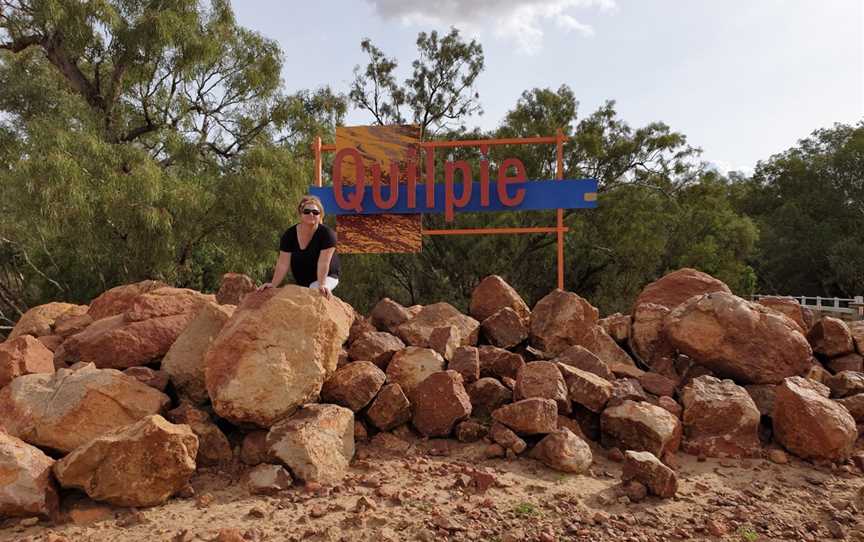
left=3, top=433, right=864, bottom=542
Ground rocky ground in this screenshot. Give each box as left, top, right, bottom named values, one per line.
left=4, top=435, right=864, bottom=542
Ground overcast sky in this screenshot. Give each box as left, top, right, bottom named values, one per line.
left=232, top=0, right=863, bottom=174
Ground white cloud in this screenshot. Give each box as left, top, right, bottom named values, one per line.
left=365, top=0, right=616, bottom=54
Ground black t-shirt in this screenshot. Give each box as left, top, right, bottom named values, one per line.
left=279, top=224, right=341, bottom=287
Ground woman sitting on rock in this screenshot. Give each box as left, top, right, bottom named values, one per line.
left=258, top=195, right=340, bottom=298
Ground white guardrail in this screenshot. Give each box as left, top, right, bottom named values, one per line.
left=751, top=294, right=864, bottom=319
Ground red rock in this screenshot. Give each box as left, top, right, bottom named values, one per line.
left=428, top=325, right=461, bottom=361
left=680, top=376, right=761, bottom=458
left=165, top=403, right=232, bottom=466
left=826, top=371, right=864, bottom=398
left=600, top=400, right=682, bottom=457
left=0, top=335, right=55, bottom=388
left=529, top=428, right=593, bottom=473
left=622, top=450, right=677, bottom=498
left=559, top=364, right=612, bottom=413
left=240, top=431, right=271, bottom=466
left=395, top=303, right=479, bottom=348
left=489, top=422, right=527, bottom=453
left=491, top=398, right=558, bottom=435
left=757, top=297, right=808, bottom=332
left=469, top=275, right=530, bottom=323
left=639, top=373, right=678, bottom=398
left=52, top=312, right=93, bottom=338
left=9, top=302, right=88, bottom=340
left=836, top=394, right=864, bottom=422
left=529, top=290, right=599, bottom=355
left=478, top=346, right=525, bottom=380
left=808, top=317, right=854, bottom=358
left=215, top=273, right=255, bottom=306
left=411, top=371, right=472, bottom=437
left=577, top=326, right=637, bottom=368
left=482, top=308, right=528, bottom=349
left=267, top=404, right=355, bottom=483
left=0, top=432, right=58, bottom=518
left=773, top=376, right=857, bottom=461
left=827, top=353, right=864, bottom=374
left=663, top=292, right=812, bottom=384
left=369, top=298, right=412, bottom=334
left=322, top=361, right=386, bottom=411
left=366, top=383, right=412, bottom=432
left=556, top=415, right=587, bottom=440
left=630, top=269, right=731, bottom=365
left=385, top=347, right=445, bottom=398
left=467, top=377, right=512, bottom=417
left=455, top=420, right=486, bottom=442
left=515, top=361, right=569, bottom=414
left=86, top=280, right=168, bottom=320
left=657, top=396, right=682, bottom=418
left=53, top=415, right=198, bottom=507
left=36, top=334, right=63, bottom=352
left=849, top=322, right=864, bottom=355
left=123, top=366, right=169, bottom=392
left=348, top=331, right=405, bottom=369
left=608, top=378, right=648, bottom=407
left=599, top=313, right=631, bottom=344
left=448, top=346, right=480, bottom=384
left=744, top=385, right=776, bottom=417
left=246, top=464, right=293, bottom=495
left=553, top=345, right=613, bottom=381
left=610, top=362, right=646, bottom=380
left=348, top=316, right=377, bottom=345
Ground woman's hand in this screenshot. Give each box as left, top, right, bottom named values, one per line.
left=318, top=285, right=332, bottom=299
left=257, top=282, right=274, bottom=292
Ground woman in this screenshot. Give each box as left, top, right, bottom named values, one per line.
left=258, top=195, right=340, bottom=298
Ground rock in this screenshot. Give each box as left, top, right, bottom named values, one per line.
left=8, top=302, right=88, bottom=340
left=0, top=432, right=58, bottom=518
left=267, top=404, right=354, bottom=484
left=53, top=312, right=93, bottom=338
left=215, top=273, right=255, bottom=306
left=836, top=394, right=864, bottom=422
left=321, top=361, right=386, bottom=411
left=369, top=298, right=413, bottom=334
left=469, top=275, right=530, bottom=323
left=354, top=420, right=368, bottom=442
left=162, top=302, right=234, bottom=404
left=478, top=346, right=525, bottom=380
left=529, top=290, right=599, bottom=355
left=828, top=353, right=864, bottom=374
left=491, top=398, right=558, bottom=435
left=826, top=371, right=864, bottom=398
left=396, top=303, right=479, bottom=348
left=348, top=332, right=405, bottom=369
left=639, top=373, right=678, bottom=398
left=559, top=364, right=612, bottom=413
left=556, top=415, right=587, bottom=440
left=348, top=316, right=376, bottom=345
left=808, top=317, right=854, bottom=358
left=601, top=400, right=682, bottom=457
left=529, top=428, right=593, bottom=473
left=611, top=362, right=646, bottom=381
left=757, top=297, right=808, bottom=332
left=246, top=464, right=293, bottom=495
left=657, top=396, right=682, bottom=418
left=680, top=376, right=761, bottom=458
left=663, top=292, right=813, bottom=384
left=773, top=376, right=857, bottom=461
left=608, top=378, right=648, bottom=407
left=240, top=431, right=271, bottom=466
left=385, top=347, right=445, bottom=398
left=489, top=422, right=527, bottom=453
left=744, top=384, right=777, bottom=417
left=411, top=371, right=472, bottom=437
left=86, top=280, right=168, bottom=320
left=553, top=345, right=613, bottom=381
left=0, top=364, right=169, bottom=452
left=849, top=322, right=864, bottom=355
left=576, top=326, right=636, bottom=367
left=204, top=286, right=352, bottom=427
left=630, top=269, right=731, bottom=364
left=36, top=334, right=64, bottom=353
left=0, top=335, right=55, bottom=389
left=366, top=383, right=412, bottom=432
left=599, top=313, right=631, bottom=344
left=53, top=415, right=198, bottom=507
left=767, top=448, right=788, bottom=464
left=123, top=367, right=169, bottom=392
left=622, top=451, right=677, bottom=498
left=804, top=362, right=831, bottom=384
left=455, top=420, right=486, bottom=442
left=482, top=308, right=528, bottom=349
left=165, top=403, right=232, bottom=466
left=448, top=346, right=480, bottom=384
left=467, top=377, right=512, bottom=418
left=621, top=480, right=647, bottom=502
left=515, top=361, right=569, bottom=414
left=428, top=325, right=461, bottom=361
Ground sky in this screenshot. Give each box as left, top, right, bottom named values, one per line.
left=232, top=0, right=864, bottom=174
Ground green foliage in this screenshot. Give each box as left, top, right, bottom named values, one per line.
left=512, top=502, right=540, bottom=517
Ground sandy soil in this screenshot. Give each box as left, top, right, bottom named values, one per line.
left=3, top=433, right=863, bottom=542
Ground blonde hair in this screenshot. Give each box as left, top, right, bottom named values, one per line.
left=298, top=195, right=325, bottom=218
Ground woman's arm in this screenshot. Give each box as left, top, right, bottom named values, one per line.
left=258, top=251, right=291, bottom=290
left=316, top=247, right=336, bottom=297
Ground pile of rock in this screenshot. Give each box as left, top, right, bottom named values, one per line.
left=1, top=267, right=863, bottom=523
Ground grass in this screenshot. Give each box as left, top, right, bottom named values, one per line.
left=512, top=502, right=541, bottom=517
left=738, top=525, right=759, bottom=542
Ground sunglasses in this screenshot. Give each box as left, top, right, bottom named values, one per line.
left=302, top=208, right=321, bottom=216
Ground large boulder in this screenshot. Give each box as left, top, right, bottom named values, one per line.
left=161, top=302, right=235, bottom=404
left=575, top=326, right=636, bottom=367
left=680, top=376, right=761, bottom=458
left=528, top=428, right=593, bottom=473
left=663, top=292, right=812, bottom=384
left=849, top=322, right=864, bottom=355
left=53, top=415, right=198, bottom=507
left=448, top=346, right=480, bottom=384
left=478, top=346, right=525, bottom=380
left=529, top=290, right=598, bottom=355
left=86, top=280, right=168, bottom=320
left=630, top=268, right=731, bottom=365
left=773, top=376, right=857, bottom=461
left=266, top=404, right=354, bottom=484
left=204, top=287, right=352, bottom=427
left=515, top=361, right=569, bottom=414
left=0, top=364, right=169, bottom=452
left=491, top=398, right=558, bottom=435
left=8, top=302, right=88, bottom=340
left=757, top=297, right=808, bottom=332
left=467, top=378, right=512, bottom=417
left=622, top=451, right=677, bottom=498
left=321, top=361, right=386, bottom=412
left=600, top=400, right=682, bottom=457
left=553, top=345, right=613, bottom=381
left=469, top=275, right=531, bottom=323
left=165, top=403, right=232, bottom=466
left=0, top=335, right=55, bottom=389
left=366, top=383, right=412, bottom=432
left=559, top=364, right=613, bottom=413
left=0, top=432, right=58, bottom=518
left=807, top=317, right=855, bottom=358
left=826, top=371, right=864, bottom=398
left=215, top=273, right=255, bottom=306
left=599, top=313, right=631, bottom=344
left=482, top=308, right=528, bottom=349
left=347, top=331, right=405, bottom=369
left=395, top=303, right=479, bottom=348
left=369, top=298, right=413, bottom=334
left=411, top=371, right=472, bottom=437
left=384, top=347, right=446, bottom=398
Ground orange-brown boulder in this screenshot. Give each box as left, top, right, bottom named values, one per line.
left=123, top=367, right=169, bottom=392
left=448, top=346, right=480, bottom=384
left=366, top=383, right=412, bottom=432
left=807, top=317, right=855, bottom=358
left=482, top=308, right=528, bottom=349
left=826, top=371, right=864, bottom=398
left=321, top=361, right=386, bottom=412
left=165, top=403, right=232, bottom=466
left=369, top=298, right=413, bottom=334
left=0, top=432, right=58, bottom=518
left=467, top=377, right=512, bottom=417
left=215, top=273, right=255, bottom=306
left=600, top=400, right=682, bottom=457
left=396, top=303, right=479, bottom=348
left=8, top=302, right=88, bottom=340
left=0, top=335, right=55, bottom=389
left=347, top=331, right=405, bottom=369
left=599, top=313, right=631, bottom=344
left=559, top=364, right=613, bottom=413
left=515, top=361, right=569, bottom=414
left=478, top=346, right=525, bottom=380
left=86, top=280, right=169, bottom=320
left=491, top=398, right=558, bottom=435
left=385, top=347, right=445, bottom=398
left=469, top=275, right=530, bottom=323
left=849, top=322, right=864, bottom=354
left=529, top=290, right=598, bottom=355
left=827, top=353, right=864, bottom=374
left=680, top=376, right=761, bottom=458
left=411, top=371, right=472, bottom=437
left=622, top=451, right=677, bottom=498
left=529, top=428, right=593, bottom=473
left=553, top=345, right=613, bottom=381
left=757, top=297, right=808, bottom=332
